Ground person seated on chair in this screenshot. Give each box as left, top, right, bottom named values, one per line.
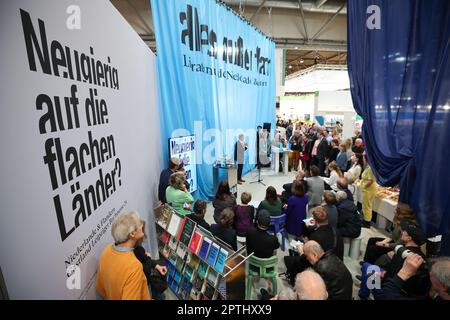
left=335, top=191, right=362, bottom=239
left=281, top=171, right=308, bottom=205
left=284, top=180, right=309, bottom=239
left=234, top=192, right=255, bottom=237
left=187, top=200, right=210, bottom=231
left=302, top=240, right=353, bottom=300
left=211, top=208, right=238, bottom=251
left=257, top=186, right=283, bottom=218
left=246, top=210, right=280, bottom=259
left=323, top=191, right=338, bottom=229
left=336, top=177, right=354, bottom=202
left=212, top=180, right=237, bottom=223
left=358, top=221, right=430, bottom=300
left=305, top=165, right=325, bottom=211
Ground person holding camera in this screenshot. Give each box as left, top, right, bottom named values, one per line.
left=358, top=221, right=430, bottom=299
left=380, top=254, right=450, bottom=300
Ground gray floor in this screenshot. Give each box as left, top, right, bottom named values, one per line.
left=164, top=167, right=388, bottom=300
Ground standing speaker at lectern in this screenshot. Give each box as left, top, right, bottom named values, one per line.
left=234, top=133, right=248, bottom=184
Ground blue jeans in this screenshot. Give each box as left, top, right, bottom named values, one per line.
left=358, top=262, right=384, bottom=299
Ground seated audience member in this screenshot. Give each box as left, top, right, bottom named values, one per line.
left=284, top=180, right=309, bottom=239
left=234, top=192, right=255, bottom=236
left=158, top=157, right=182, bottom=203
left=96, top=212, right=150, bottom=300
left=165, top=172, right=194, bottom=216
left=305, top=165, right=325, bottom=209
left=187, top=200, right=210, bottom=231
left=337, top=177, right=354, bottom=202
left=323, top=191, right=338, bottom=229
left=307, top=206, right=344, bottom=261
left=284, top=207, right=344, bottom=284
left=380, top=254, right=450, bottom=300
left=211, top=208, right=238, bottom=251
left=328, top=161, right=343, bottom=188
left=295, top=269, right=329, bottom=300
left=257, top=186, right=283, bottom=217
left=134, top=220, right=167, bottom=300
left=246, top=210, right=280, bottom=258
left=335, top=191, right=362, bottom=239
left=303, top=240, right=353, bottom=300
left=358, top=222, right=430, bottom=300
left=336, top=143, right=348, bottom=172
left=363, top=203, right=417, bottom=264
left=281, top=171, right=308, bottom=205
left=212, top=180, right=237, bottom=223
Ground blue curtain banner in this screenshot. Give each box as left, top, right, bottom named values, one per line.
left=347, top=0, right=450, bottom=254
left=151, top=0, right=276, bottom=200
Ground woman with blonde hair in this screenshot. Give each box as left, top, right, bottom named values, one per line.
left=327, top=161, right=343, bottom=187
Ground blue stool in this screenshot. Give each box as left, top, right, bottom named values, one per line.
left=267, top=214, right=287, bottom=251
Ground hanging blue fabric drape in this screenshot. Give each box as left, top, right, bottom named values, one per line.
left=151, top=0, right=275, bottom=200
left=348, top=0, right=450, bottom=254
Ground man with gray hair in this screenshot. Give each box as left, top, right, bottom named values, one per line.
left=336, top=190, right=362, bottom=239
left=96, top=211, right=150, bottom=300
left=295, top=269, right=328, bottom=300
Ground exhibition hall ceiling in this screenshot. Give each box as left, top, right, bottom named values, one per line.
left=110, top=0, right=348, bottom=77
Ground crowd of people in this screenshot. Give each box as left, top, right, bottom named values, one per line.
left=93, top=122, right=449, bottom=301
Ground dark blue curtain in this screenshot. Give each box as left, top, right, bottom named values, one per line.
left=347, top=0, right=450, bottom=254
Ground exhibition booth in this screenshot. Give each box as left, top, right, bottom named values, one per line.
left=1, top=0, right=449, bottom=302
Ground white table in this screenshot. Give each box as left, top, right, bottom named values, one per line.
left=355, top=185, right=397, bottom=228
left=271, top=147, right=290, bottom=175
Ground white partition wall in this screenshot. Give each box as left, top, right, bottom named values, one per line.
left=0, top=0, right=162, bottom=299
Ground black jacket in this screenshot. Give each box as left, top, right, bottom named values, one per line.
left=314, top=252, right=353, bottom=300
left=317, top=139, right=330, bottom=160
left=246, top=227, right=280, bottom=258
left=187, top=213, right=211, bottom=231
left=310, top=225, right=344, bottom=261
left=336, top=199, right=362, bottom=238
left=211, top=224, right=238, bottom=251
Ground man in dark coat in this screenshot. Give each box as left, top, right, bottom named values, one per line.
left=316, top=130, right=330, bottom=176
left=158, top=157, right=183, bottom=203
left=336, top=191, right=362, bottom=239
left=303, top=240, right=353, bottom=300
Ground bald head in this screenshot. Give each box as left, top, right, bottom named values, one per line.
left=355, top=138, right=363, bottom=146
left=303, top=240, right=325, bottom=265
left=295, top=269, right=328, bottom=300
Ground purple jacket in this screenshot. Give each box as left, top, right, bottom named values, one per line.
left=233, top=205, right=255, bottom=236
left=286, top=195, right=308, bottom=237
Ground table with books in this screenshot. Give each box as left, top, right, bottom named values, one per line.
left=154, top=205, right=251, bottom=300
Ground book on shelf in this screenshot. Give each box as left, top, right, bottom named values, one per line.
left=214, top=248, right=229, bottom=273
left=185, top=265, right=194, bottom=282
left=167, top=212, right=183, bottom=237
left=176, top=242, right=187, bottom=258
left=198, top=237, right=212, bottom=260
left=207, top=242, right=220, bottom=267
left=187, top=253, right=200, bottom=270
left=197, top=260, right=208, bottom=279
left=190, top=288, right=201, bottom=300
left=159, top=231, right=170, bottom=244
left=203, top=282, right=216, bottom=300
left=161, top=245, right=170, bottom=258
left=188, top=231, right=203, bottom=254
left=193, top=275, right=204, bottom=292
left=206, top=268, right=218, bottom=287
left=168, top=235, right=178, bottom=251
left=179, top=217, right=196, bottom=246
left=175, top=256, right=184, bottom=272
left=154, top=205, right=173, bottom=229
